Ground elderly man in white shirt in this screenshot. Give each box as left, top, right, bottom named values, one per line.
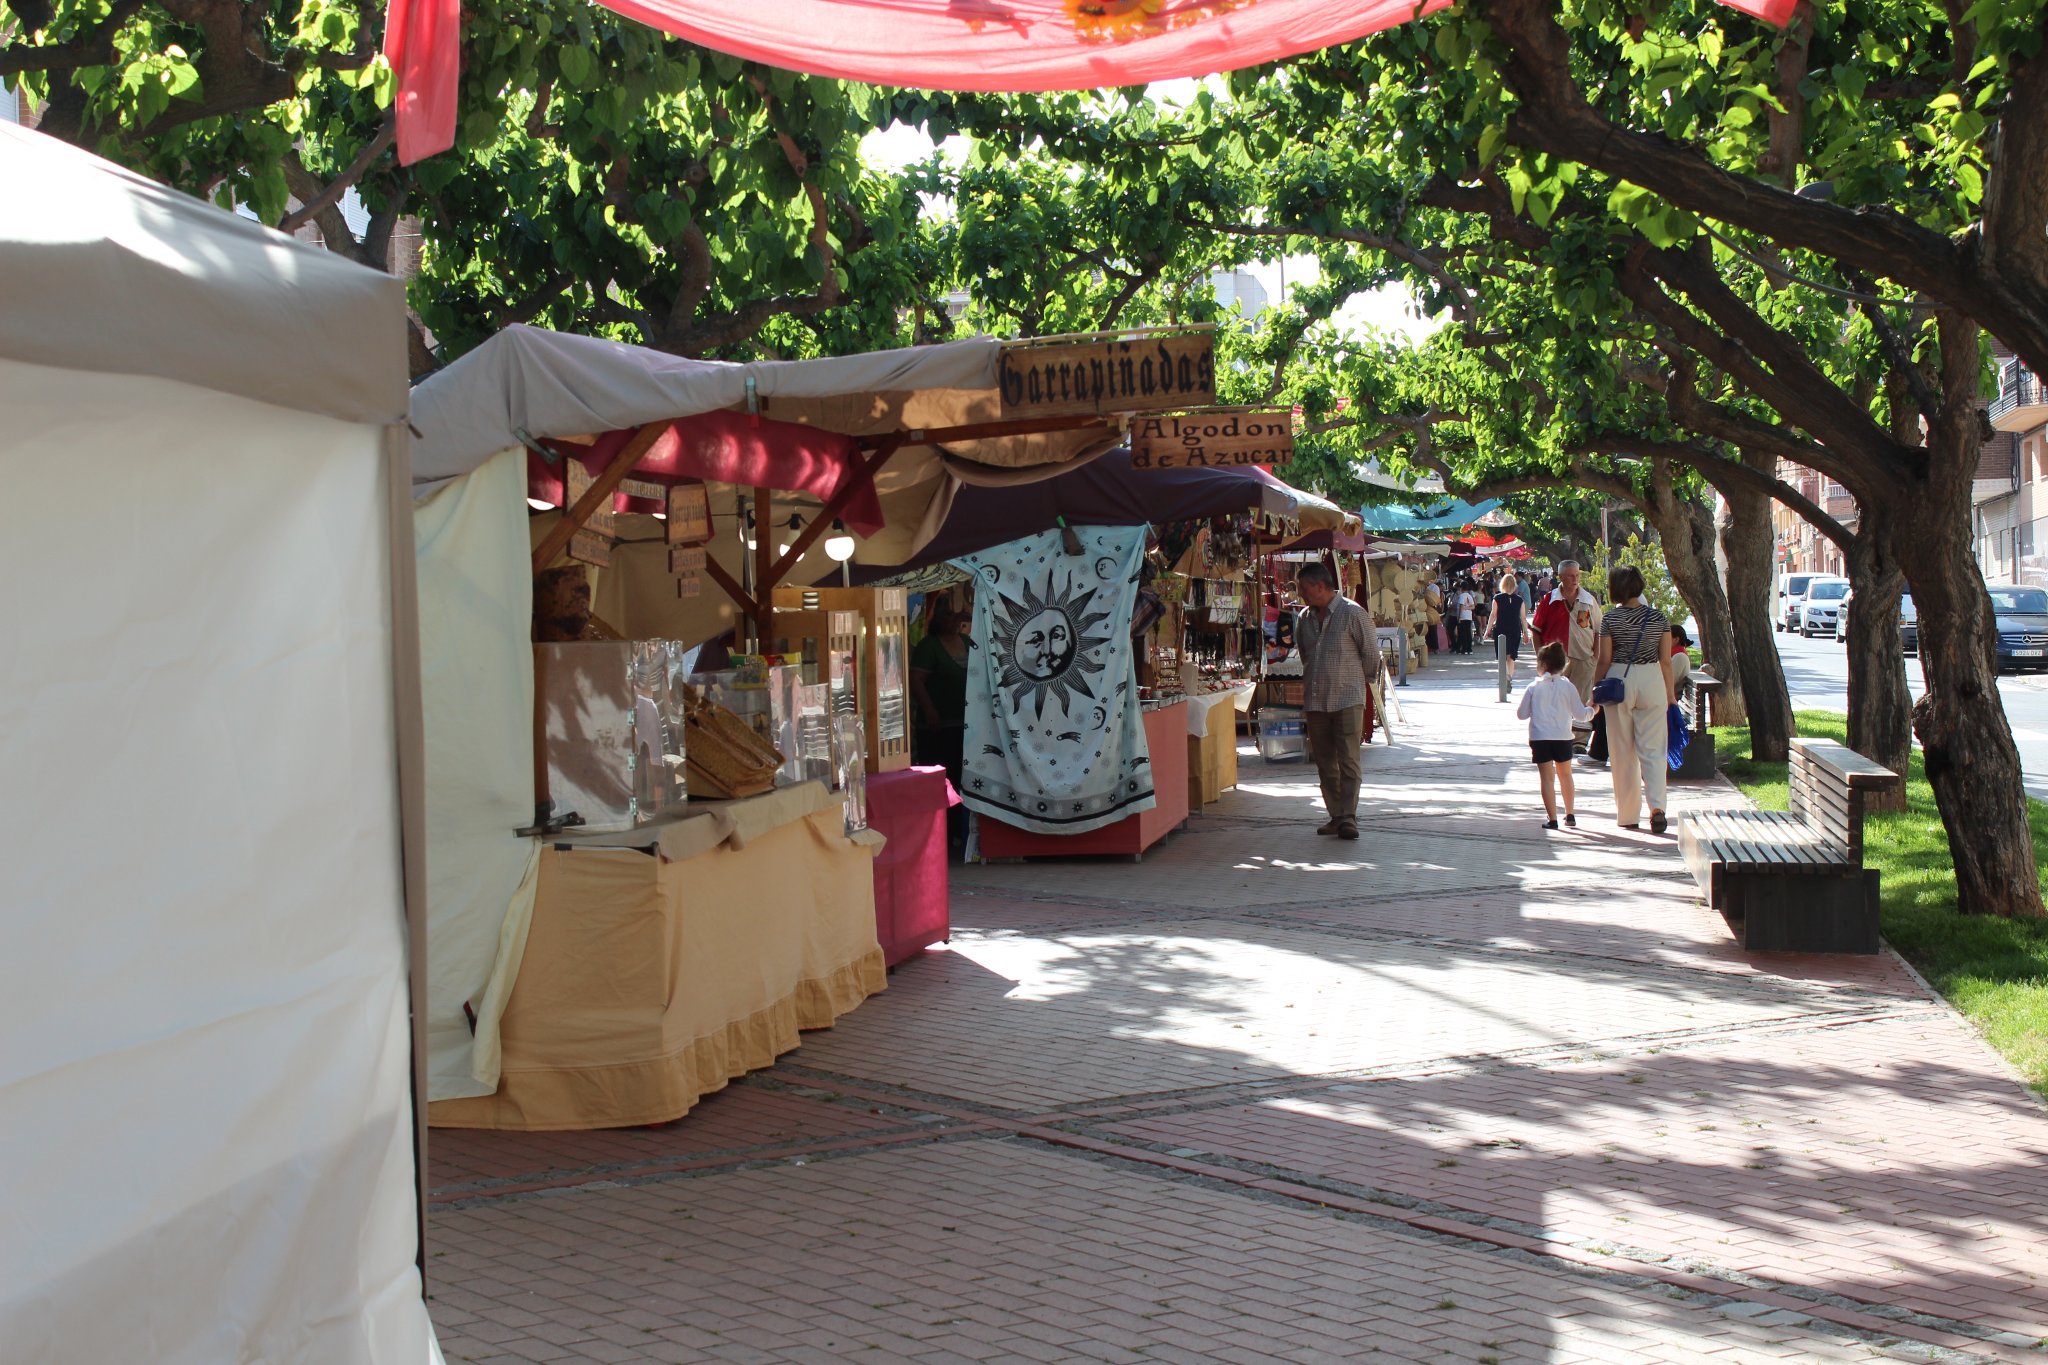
left=1531, top=559, right=1603, bottom=703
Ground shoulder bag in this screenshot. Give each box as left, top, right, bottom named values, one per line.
left=1590, top=614, right=1652, bottom=706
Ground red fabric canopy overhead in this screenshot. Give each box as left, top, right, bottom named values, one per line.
left=595, top=0, right=1800, bottom=91
left=391, top=0, right=1799, bottom=162
left=599, top=0, right=1453, bottom=92
left=529, top=409, right=885, bottom=534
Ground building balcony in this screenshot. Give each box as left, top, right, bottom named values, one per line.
left=1991, top=362, right=2048, bottom=432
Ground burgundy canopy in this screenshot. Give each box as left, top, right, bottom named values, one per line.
left=529, top=408, right=884, bottom=534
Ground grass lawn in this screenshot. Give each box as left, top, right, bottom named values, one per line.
left=1710, top=710, right=2048, bottom=1095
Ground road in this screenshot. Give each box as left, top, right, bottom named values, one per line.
left=1770, top=625, right=2048, bottom=799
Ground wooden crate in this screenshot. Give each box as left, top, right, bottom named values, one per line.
left=772, top=587, right=912, bottom=773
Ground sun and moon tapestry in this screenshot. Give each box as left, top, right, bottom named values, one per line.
left=954, top=526, right=1157, bottom=836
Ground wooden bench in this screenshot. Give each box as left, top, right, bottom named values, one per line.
left=1678, top=737, right=1902, bottom=953
left=1688, top=671, right=1724, bottom=730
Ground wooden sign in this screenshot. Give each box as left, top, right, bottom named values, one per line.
left=563, top=459, right=614, bottom=566
left=676, top=574, right=702, bottom=599
left=666, top=482, right=712, bottom=545
left=619, top=476, right=667, bottom=501
left=669, top=545, right=708, bottom=575
left=999, top=329, right=1215, bottom=418
left=1129, top=408, right=1294, bottom=470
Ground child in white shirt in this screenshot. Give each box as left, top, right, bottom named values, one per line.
left=1517, top=641, right=1594, bottom=829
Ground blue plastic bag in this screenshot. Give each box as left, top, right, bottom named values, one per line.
left=1667, top=703, right=1690, bottom=771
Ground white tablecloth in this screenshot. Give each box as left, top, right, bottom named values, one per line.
left=1183, top=682, right=1257, bottom=737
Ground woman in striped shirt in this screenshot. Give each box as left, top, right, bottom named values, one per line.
left=1595, top=567, right=1677, bottom=832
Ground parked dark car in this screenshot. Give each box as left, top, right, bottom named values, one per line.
left=1990, top=584, right=2048, bottom=671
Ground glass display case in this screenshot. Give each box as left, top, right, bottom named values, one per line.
left=833, top=710, right=868, bottom=834
left=536, top=639, right=684, bottom=832
left=770, top=587, right=912, bottom=774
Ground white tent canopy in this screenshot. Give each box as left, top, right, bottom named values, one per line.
left=0, top=124, right=438, bottom=1363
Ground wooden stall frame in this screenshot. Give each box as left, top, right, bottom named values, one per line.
left=525, top=410, right=1120, bottom=820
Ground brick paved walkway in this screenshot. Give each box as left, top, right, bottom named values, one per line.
left=428, top=654, right=2048, bottom=1364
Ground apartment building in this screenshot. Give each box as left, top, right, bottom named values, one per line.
left=1769, top=462, right=1855, bottom=577
left=1982, top=344, right=2048, bottom=587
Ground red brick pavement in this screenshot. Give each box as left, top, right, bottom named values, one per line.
left=428, top=654, right=2048, bottom=1363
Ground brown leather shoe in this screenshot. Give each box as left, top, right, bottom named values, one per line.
left=1338, top=826, right=1360, bottom=840
left=1316, top=822, right=1339, bottom=835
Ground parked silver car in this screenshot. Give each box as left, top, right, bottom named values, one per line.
left=1778, top=573, right=1820, bottom=632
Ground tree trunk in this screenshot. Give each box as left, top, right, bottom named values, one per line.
left=1898, top=314, right=2044, bottom=917
left=1839, top=508, right=1912, bottom=812
left=1649, top=489, right=1746, bottom=727
left=1720, top=462, right=1792, bottom=761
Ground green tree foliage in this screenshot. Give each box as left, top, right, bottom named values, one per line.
left=1584, top=533, right=1687, bottom=625
left=1, top=0, right=951, bottom=368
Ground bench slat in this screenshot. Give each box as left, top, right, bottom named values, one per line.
left=1791, top=737, right=1905, bottom=789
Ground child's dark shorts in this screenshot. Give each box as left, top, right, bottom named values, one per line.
left=1529, top=740, right=1574, bottom=765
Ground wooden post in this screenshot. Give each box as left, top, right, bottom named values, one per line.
left=753, top=485, right=774, bottom=650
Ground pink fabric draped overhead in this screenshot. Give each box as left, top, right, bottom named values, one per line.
left=390, top=0, right=1799, bottom=163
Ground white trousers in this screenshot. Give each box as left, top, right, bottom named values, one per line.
left=1602, top=662, right=1668, bottom=825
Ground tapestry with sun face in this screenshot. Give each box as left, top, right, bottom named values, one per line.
left=953, top=526, right=1155, bottom=835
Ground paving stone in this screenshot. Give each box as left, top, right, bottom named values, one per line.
left=428, top=654, right=2046, bottom=1364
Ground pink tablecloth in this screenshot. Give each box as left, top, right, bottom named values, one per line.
left=866, top=765, right=957, bottom=965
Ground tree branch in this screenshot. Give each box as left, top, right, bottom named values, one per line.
left=0, top=0, right=149, bottom=77
left=278, top=119, right=397, bottom=236
left=1488, top=0, right=2048, bottom=377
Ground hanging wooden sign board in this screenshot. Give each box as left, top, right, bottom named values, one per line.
left=999, top=328, right=1215, bottom=418
left=563, top=459, right=615, bottom=566
left=1129, top=408, right=1295, bottom=469
left=666, top=483, right=713, bottom=545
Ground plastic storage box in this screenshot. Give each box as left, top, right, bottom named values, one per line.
left=1258, top=704, right=1306, bottom=763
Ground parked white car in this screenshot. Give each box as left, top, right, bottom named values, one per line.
left=1778, top=572, right=1821, bottom=632
left=1799, top=577, right=1850, bottom=637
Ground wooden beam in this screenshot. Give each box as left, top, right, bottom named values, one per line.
left=530, top=422, right=670, bottom=573
left=857, top=413, right=1115, bottom=450
left=702, top=555, right=756, bottom=623
left=761, top=437, right=905, bottom=592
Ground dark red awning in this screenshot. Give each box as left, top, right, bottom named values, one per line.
left=528, top=408, right=884, bottom=534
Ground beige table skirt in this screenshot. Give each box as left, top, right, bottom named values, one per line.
left=429, top=804, right=884, bottom=1131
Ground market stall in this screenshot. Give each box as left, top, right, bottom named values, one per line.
left=1, top=125, right=438, bottom=1360
left=1184, top=682, right=1256, bottom=807
left=857, top=449, right=1357, bottom=855
left=425, top=784, right=886, bottom=1130
left=409, top=325, right=1211, bottom=1127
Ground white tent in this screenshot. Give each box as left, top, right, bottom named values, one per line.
left=0, top=125, right=439, bottom=1362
